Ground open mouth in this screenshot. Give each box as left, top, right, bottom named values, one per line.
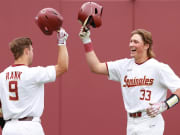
left=131, top=48, right=136, bottom=52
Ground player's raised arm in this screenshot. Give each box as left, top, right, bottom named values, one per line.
left=55, top=28, right=69, bottom=77
left=77, top=2, right=107, bottom=75
left=35, top=8, right=69, bottom=78
left=79, top=27, right=108, bottom=75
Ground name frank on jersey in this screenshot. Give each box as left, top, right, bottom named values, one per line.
left=6, top=71, right=22, bottom=80
left=123, top=75, right=154, bottom=88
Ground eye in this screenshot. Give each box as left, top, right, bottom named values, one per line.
left=134, top=40, right=139, bottom=44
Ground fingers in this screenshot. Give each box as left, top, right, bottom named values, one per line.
left=57, top=27, right=68, bottom=46
left=79, top=27, right=90, bottom=37
left=58, top=28, right=68, bottom=38
left=146, top=103, right=160, bottom=117
left=79, top=26, right=91, bottom=44
left=56, top=27, right=64, bottom=33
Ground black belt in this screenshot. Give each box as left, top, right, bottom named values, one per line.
left=129, top=112, right=142, bottom=118
left=6, top=117, right=33, bottom=122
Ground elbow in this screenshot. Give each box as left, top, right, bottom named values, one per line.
left=56, top=64, right=68, bottom=77
left=90, top=68, right=97, bottom=74
left=90, top=66, right=99, bottom=74
left=61, top=65, right=68, bottom=74
left=63, top=66, right=68, bottom=73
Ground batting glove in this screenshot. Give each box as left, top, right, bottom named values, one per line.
left=146, top=102, right=168, bottom=117
left=79, top=27, right=91, bottom=44
left=57, top=28, right=68, bottom=46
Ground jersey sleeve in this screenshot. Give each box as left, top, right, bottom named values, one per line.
left=159, top=63, right=180, bottom=93
left=107, top=58, right=128, bottom=82
left=30, top=65, right=56, bottom=84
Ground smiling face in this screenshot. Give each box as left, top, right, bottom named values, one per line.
left=129, top=34, right=149, bottom=64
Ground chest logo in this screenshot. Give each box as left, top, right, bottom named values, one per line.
left=123, top=75, right=154, bottom=87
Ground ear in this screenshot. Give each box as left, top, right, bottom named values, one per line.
left=144, top=44, right=150, bottom=50
left=24, top=48, right=30, bottom=55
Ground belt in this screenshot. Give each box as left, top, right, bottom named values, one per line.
left=129, top=112, right=142, bottom=118
left=6, top=117, right=33, bottom=122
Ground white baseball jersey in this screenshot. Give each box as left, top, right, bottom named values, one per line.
left=107, top=58, right=180, bottom=113
left=0, top=64, right=56, bottom=120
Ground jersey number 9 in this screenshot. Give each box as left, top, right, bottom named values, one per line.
left=9, top=81, right=19, bottom=101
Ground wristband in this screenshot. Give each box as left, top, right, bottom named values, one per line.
left=58, top=39, right=66, bottom=46
left=165, top=94, right=179, bottom=109
left=84, top=42, right=94, bottom=52
left=58, top=42, right=66, bottom=46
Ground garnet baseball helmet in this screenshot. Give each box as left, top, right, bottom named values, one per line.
left=35, top=8, right=63, bottom=35
left=78, top=2, right=103, bottom=28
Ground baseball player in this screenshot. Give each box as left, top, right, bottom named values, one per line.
left=0, top=28, right=69, bottom=135
left=79, top=27, right=180, bottom=135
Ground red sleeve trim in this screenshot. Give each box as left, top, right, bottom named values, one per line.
left=105, top=62, right=110, bottom=76
left=84, top=43, right=94, bottom=52
left=105, top=62, right=109, bottom=71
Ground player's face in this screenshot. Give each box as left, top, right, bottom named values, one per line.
left=28, top=45, right=33, bottom=66
left=129, top=34, right=149, bottom=63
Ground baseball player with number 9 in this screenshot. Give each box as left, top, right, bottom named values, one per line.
left=78, top=2, right=180, bottom=134
left=0, top=8, right=69, bottom=135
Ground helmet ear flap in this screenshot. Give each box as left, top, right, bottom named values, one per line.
left=91, top=16, right=102, bottom=28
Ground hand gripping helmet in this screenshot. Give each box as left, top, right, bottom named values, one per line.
left=78, top=2, right=103, bottom=28
left=35, top=8, right=63, bottom=35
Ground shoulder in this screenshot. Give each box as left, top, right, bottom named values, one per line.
left=0, top=66, right=12, bottom=75
left=150, top=58, right=170, bottom=68
left=107, top=58, right=133, bottom=72
left=28, top=66, right=56, bottom=76
left=148, top=58, right=174, bottom=75
left=146, top=58, right=165, bottom=67
left=109, top=58, right=133, bottom=65
left=30, top=65, right=55, bottom=70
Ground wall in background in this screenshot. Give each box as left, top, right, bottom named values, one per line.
left=0, top=0, right=180, bottom=135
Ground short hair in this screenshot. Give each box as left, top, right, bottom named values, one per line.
left=9, top=37, right=32, bottom=60
left=131, top=29, right=155, bottom=58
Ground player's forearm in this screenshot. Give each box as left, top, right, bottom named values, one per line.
left=147, top=88, right=180, bottom=117
left=85, top=51, right=108, bottom=75
left=85, top=51, right=100, bottom=72
left=56, top=46, right=69, bottom=77
left=79, top=27, right=108, bottom=75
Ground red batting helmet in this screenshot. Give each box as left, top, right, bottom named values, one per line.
left=78, top=2, right=103, bottom=28
left=35, top=8, right=63, bottom=35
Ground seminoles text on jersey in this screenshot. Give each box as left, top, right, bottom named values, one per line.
left=123, top=75, right=154, bottom=87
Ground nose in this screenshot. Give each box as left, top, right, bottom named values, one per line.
left=129, top=42, right=134, bottom=47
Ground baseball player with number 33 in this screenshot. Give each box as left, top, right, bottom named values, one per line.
left=78, top=2, right=180, bottom=134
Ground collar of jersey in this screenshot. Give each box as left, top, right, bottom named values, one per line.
left=11, top=64, right=25, bottom=67
left=135, top=58, right=151, bottom=65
